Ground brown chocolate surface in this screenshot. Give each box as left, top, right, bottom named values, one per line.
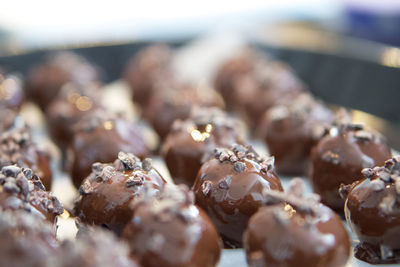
left=0, top=126, right=53, bottom=189
left=214, top=49, right=304, bottom=128
left=25, top=52, right=100, bottom=110
left=74, top=152, right=166, bottom=235
left=310, top=123, right=392, bottom=212
left=192, top=144, right=283, bottom=248
left=244, top=179, right=350, bottom=267
left=143, top=82, right=224, bottom=140
left=46, top=81, right=104, bottom=150
left=122, top=184, right=221, bottom=267
left=258, top=93, right=334, bottom=176
left=70, top=112, right=149, bottom=188
left=344, top=156, right=400, bottom=264
left=0, top=208, right=59, bottom=267
left=161, top=107, right=244, bottom=187
left=124, top=44, right=173, bottom=108
left=48, top=227, right=139, bottom=267
left=0, top=73, right=24, bottom=109
left=0, top=165, right=63, bottom=223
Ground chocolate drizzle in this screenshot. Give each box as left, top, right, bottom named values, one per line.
left=263, top=178, right=321, bottom=217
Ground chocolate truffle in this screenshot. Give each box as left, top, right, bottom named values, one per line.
left=192, top=144, right=283, bottom=248
left=214, top=49, right=304, bottom=127
left=310, top=122, right=392, bottom=212
left=73, top=152, right=166, bottom=235
left=70, top=112, right=150, bottom=188
left=0, top=126, right=53, bottom=190
left=0, top=73, right=24, bottom=109
left=46, top=81, right=103, bottom=149
left=162, top=107, right=244, bottom=187
left=244, top=179, right=350, bottom=267
left=143, top=83, right=224, bottom=140
left=341, top=156, right=400, bottom=264
left=0, top=208, right=59, bottom=267
left=26, top=52, right=100, bottom=110
left=47, top=227, right=139, bottom=267
left=122, top=184, right=221, bottom=267
left=258, top=93, right=334, bottom=175
left=124, top=44, right=173, bottom=107
left=0, top=165, right=63, bottom=223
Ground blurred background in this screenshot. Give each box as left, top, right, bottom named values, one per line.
left=1, top=0, right=400, bottom=136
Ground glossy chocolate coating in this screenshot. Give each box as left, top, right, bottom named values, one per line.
left=122, top=184, right=222, bottom=267
left=310, top=123, right=392, bottom=212
left=161, top=107, right=244, bottom=187
left=343, top=156, right=400, bottom=264
left=258, top=93, right=334, bottom=175
left=143, top=83, right=224, bottom=140
left=244, top=179, right=350, bottom=267
left=48, top=227, right=139, bottom=267
left=26, top=52, right=100, bottom=110
left=192, top=144, right=283, bottom=248
left=46, top=81, right=103, bottom=149
left=124, top=44, right=173, bottom=107
left=0, top=73, right=24, bottom=109
left=0, top=208, right=59, bottom=267
left=0, top=126, right=53, bottom=190
left=74, top=152, right=166, bottom=235
left=70, top=112, right=149, bottom=188
left=214, top=49, right=304, bottom=128
left=0, top=165, right=63, bottom=223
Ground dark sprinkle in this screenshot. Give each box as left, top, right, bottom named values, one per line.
left=233, top=161, right=246, bottom=173
left=2, top=165, right=21, bottom=177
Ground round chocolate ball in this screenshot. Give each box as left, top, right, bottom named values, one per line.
left=73, top=152, right=166, bottom=235
left=143, top=82, right=224, bottom=140
left=258, top=93, right=334, bottom=175
left=0, top=208, right=59, bottom=267
left=0, top=73, right=24, bottom=109
left=244, top=179, right=350, bottom=267
left=0, top=165, right=63, bottom=223
left=48, top=227, right=140, bottom=267
left=310, top=123, right=392, bottom=212
left=192, top=144, right=283, bottom=248
left=26, top=52, right=100, bottom=110
left=214, top=49, right=304, bottom=128
left=161, top=107, right=245, bottom=187
left=124, top=44, right=173, bottom=107
left=122, top=184, right=222, bottom=267
left=46, top=81, right=103, bottom=150
left=70, top=112, right=150, bottom=188
left=0, top=126, right=53, bottom=190
left=341, top=156, right=400, bottom=264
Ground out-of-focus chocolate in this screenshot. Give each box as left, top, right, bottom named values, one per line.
left=0, top=107, right=22, bottom=134
left=244, top=179, right=350, bottom=267
left=0, top=165, right=63, bottom=223
left=26, top=52, right=100, bottom=110
left=0, top=208, right=59, bottom=267
left=46, top=81, right=103, bottom=150
left=122, top=184, right=222, bottom=267
left=73, top=152, right=166, bottom=235
left=310, top=122, right=392, bottom=212
left=48, top=227, right=140, bottom=267
left=161, top=107, right=244, bottom=187
left=214, top=49, right=304, bottom=128
left=0, top=73, right=24, bottom=109
left=342, top=156, right=400, bottom=264
left=70, top=112, right=149, bottom=188
left=258, top=93, right=334, bottom=175
left=124, top=44, right=173, bottom=108
left=143, top=83, right=224, bottom=140
left=0, top=126, right=53, bottom=190
left=192, top=144, right=283, bottom=248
